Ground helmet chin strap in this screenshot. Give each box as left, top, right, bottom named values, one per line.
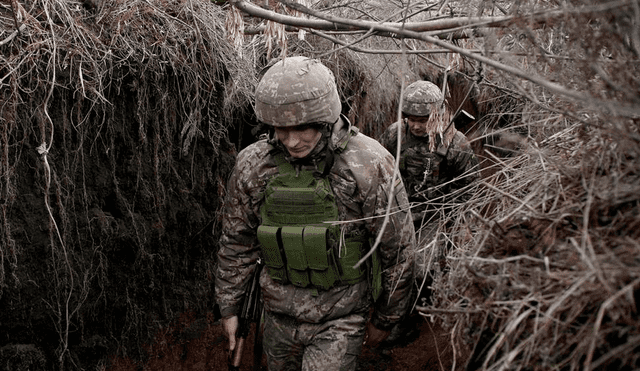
left=295, top=121, right=337, bottom=178
left=318, top=122, right=336, bottom=178
left=266, top=118, right=339, bottom=179
left=267, top=123, right=326, bottom=161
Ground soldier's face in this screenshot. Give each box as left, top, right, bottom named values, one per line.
left=405, top=115, right=431, bottom=137
left=274, top=125, right=322, bottom=158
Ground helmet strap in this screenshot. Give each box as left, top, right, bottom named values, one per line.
left=266, top=119, right=339, bottom=178
left=318, top=140, right=335, bottom=178
left=319, top=116, right=342, bottom=178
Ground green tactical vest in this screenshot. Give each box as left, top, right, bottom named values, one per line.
left=256, top=152, right=367, bottom=291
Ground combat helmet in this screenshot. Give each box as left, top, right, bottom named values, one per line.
left=255, top=56, right=342, bottom=127
left=402, top=80, right=443, bottom=117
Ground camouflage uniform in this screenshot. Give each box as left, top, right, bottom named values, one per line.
left=215, top=115, right=416, bottom=370
left=378, top=82, right=479, bottom=347
left=263, top=311, right=366, bottom=370
left=380, top=121, right=479, bottom=227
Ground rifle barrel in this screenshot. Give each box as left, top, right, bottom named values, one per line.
left=229, top=260, right=263, bottom=371
left=230, top=337, right=245, bottom=370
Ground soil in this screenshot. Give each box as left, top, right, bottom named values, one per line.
left=105, top=311, right=458, bottom=371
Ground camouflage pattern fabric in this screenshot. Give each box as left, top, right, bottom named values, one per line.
left=255, top=56, right=342, bottom=127
left=401, top=80, right=443, bottom=117
left=263, top=311, right=366, bottom=371
left=380, top=120, right=479, bottom=225
left=215, top=116, right=415, bottom=333
left=401, top=81, right=456, bottom=152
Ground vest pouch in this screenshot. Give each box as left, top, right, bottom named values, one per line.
left=337, top=240, right=366, bottom=284
left=257, top=225, right=288, bottom=283
left=303, top=226, right=338, bottom=290
left=280, top=226, right=310, bottom=288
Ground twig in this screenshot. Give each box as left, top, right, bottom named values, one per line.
left=584, top=277, right=640, bottom=371
left=354, top=35, right=409, bottom=270
left=416, top=306, right=482, bottom=314
left=480, top=180, right=538, bottom=214
left=39, top=2, right=74, bottom=367
left=450, top=320, right=457, bottom=371
left=448, top=254, right=562, bottom=267
left=0, top=22, right=27, bottom=46
left=425, top=319, right=446, bottom=371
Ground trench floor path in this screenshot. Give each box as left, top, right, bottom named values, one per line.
left=107, top=311, right=458, bottom=371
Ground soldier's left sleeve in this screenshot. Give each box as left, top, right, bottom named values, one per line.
left=214, top=149, right=263, bottom=319
left=367, top=160, right=416, bottom=331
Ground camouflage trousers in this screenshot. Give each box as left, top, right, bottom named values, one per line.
left=414, top=221, right=439, bottom=284
left=383, top=222, right=440, bottom=346
left=263, top=311, right=366, bottom=371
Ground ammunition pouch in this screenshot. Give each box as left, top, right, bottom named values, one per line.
left=257, top=225, right=366, bottom=290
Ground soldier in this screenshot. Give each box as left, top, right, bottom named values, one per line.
left=215, top=56, right=415, bottom=371
left=381, top=80, right=479, bottom=231
left=379, top=80, right=479, bottom=343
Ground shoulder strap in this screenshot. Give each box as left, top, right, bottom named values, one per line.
left=333, top=126, right=358, bottom=154
left=435, top=137, right=449, bottom=156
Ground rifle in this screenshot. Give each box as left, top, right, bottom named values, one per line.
left=452, top=109, right=475, bottom=129
left=229, top=259, right=264, bottom=371
left=443, top=109, right=476, bottom=136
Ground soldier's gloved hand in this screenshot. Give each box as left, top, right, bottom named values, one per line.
left=364, top=321, right=391, bottom=348
left=222, top=315, right=239, bottom=352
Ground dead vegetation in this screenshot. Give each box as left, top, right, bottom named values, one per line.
left=1, top=0, right=253, bottom=369
left=420, top=114, right=640, bottom=370
left=1, top=0, right=640, bottom=370
left=408, top=1, right=640, bottom=369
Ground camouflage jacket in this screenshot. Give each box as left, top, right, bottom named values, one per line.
left=380, top=120, right=479, bottom=223
left=215, top=117, right=415, bottom=330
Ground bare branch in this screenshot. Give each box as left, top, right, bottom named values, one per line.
left=309, top=27, right=473, bottom=54
left=233, top=0, right=633, bottom=35
left=0, top=22, right=26, bottom=46
left=230, top=0, right=640, bottom=117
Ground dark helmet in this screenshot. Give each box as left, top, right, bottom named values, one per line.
left=401, top=81, right=443, bottom=117
left=255, top=56, right=342, bottom=127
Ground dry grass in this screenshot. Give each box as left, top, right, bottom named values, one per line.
left=1, top=0, right=253, bottom=369
left=418, top=108, right=640, bottom=370
left=387, top=1, right=640, bottom=370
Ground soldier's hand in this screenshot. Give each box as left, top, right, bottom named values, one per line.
left=222, top=315, right=239, bottom=352
left=364, top=322, right=391, bottom=348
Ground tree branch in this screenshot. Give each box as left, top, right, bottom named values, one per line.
left=233, top=0, right=633, bottom=35
left=230, top=0, right=640, bottom=117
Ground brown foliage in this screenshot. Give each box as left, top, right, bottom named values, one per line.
left=2, top=0, right=640, bottom=370
left=1, top=0, right=251, bottom=369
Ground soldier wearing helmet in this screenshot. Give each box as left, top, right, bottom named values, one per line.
left=379, top=80, right=479, bottom=347
left=381, top=80, right=479, bottom=228
left=215, top=56, right=415, bottom=371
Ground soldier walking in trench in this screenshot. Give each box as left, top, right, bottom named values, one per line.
left=215, top=56, right=416, bottom=370
left=380, top=80, right=480, bottom=343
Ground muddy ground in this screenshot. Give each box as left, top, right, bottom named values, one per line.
left=105, top=310, right=458, bottom=371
